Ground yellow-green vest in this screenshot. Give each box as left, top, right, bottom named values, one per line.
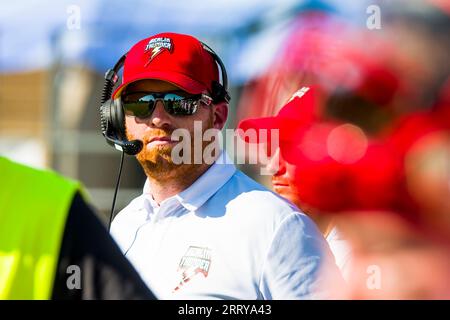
left=0, top=157, right=79, bottom=299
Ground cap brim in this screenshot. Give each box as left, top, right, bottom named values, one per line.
left=238, top=115, right=308, bottom=144
left=238, top=116, right=280, bottom=131
left=237, top=117, right=280, bottom=144
left=112, top=70, right=208, bottom=99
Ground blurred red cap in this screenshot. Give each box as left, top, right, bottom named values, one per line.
left=237, top=86, right=318, bottom=143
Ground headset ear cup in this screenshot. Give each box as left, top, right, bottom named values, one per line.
left=100, top=100, right=112, bottom=136
left=111, top=99, right=126, bottom=140
left=99, top=99, right=125, bottom=141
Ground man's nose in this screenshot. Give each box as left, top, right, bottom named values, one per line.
left=267, top=148, right=286, bottom=176
left=150, top=101, right=172, bottom=128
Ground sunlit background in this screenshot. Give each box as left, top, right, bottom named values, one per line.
left=0, top=0, right=376, bottom=214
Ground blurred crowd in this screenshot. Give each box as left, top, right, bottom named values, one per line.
left=237, top=0, right=450, bottom=299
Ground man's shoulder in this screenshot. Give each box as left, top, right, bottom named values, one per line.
left=220, top=169, right=303, bottom=221
left=110, top=194, right=147, bottom=252
left=112, top=194, right=146, bottom=226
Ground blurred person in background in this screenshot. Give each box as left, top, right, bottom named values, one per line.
left=239, top=87, right=354, bottom=282
left=238, top=11, right=401, bottom=283
left=344, top=1, right=450, bottom=298
left=237, top=1, right=450, bottom=299
left=0, top=156, right=155, bottom=300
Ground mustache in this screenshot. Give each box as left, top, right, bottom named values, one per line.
left=141, top=128, right=175, bottom=143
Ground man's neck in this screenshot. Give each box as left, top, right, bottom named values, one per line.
left=314, top=214, right=335, bottom=238
left=145, top=162, right=212, bottom=205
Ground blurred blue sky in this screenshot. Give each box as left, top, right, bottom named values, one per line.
left=0, top=0, right=371, bottom=84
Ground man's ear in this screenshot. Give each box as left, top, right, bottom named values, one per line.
left=213, top=102, right=228, bottom=130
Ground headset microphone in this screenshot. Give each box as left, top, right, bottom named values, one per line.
left=103, top=134, right=143, bottom=156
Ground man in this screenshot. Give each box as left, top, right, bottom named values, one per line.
left=110, top=32, right=342, bottom=299
left=0, top=156, right=155, bottom=300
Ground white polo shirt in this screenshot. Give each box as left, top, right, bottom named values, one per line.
left=111, top=153, right=342, bottom=299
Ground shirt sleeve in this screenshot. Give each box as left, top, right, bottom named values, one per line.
left=51, top=192, right=156, bottom=300
left=258, top=212, right=344, bottom=299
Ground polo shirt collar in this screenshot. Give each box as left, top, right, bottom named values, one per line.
left=142, top=151, right=236, bottom=216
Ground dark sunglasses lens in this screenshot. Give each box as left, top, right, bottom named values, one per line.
left=123, top=94, right=156, bottom=118
left=164, top=93, right=198, bottom=116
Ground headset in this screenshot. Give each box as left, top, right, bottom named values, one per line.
left=99, top=42, right=230, bottom=156
left=99, top=41, right=230, bottom=230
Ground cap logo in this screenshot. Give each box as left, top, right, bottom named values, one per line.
left=144, top=37, right=173, bottom=66
left=288, top=86, right=310, bottom=103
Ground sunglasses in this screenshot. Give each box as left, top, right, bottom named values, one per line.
left=121, top=91, right=213, bottom=118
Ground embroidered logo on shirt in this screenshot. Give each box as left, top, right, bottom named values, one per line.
left=173, top=246, right=211, bottom=292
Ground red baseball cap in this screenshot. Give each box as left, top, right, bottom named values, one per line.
left=112, top=32, right=219, bottom=99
